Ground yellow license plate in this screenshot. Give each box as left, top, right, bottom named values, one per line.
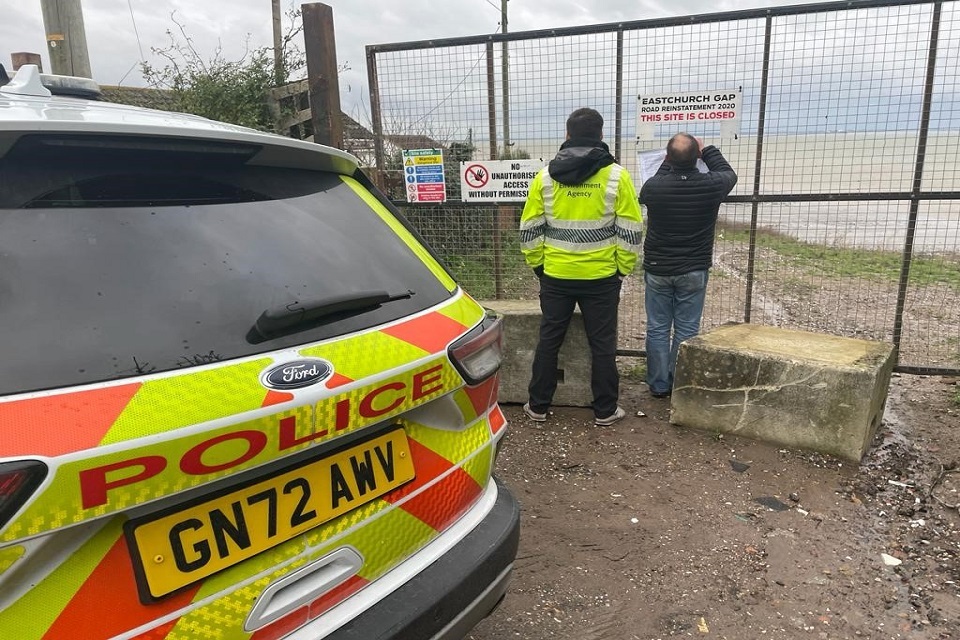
left=127, top=429, right=414, bottom=600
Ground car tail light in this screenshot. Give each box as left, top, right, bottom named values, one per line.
left=0, top=461, right=47, bottom=529
left=449, top=314, right=504, bottom=385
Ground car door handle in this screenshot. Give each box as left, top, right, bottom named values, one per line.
left=244, top=546, right=364, bottom=632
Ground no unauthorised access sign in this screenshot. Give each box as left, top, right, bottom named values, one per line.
left=460, top=159, right=545, bottom=203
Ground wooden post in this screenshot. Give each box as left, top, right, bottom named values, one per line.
left=271, top=0, right=284, bottom=81
left=11, top=53, right=43, bottom=72
left=366, top=46, right=386, bottom=190
left=302, top=3, right=343, bottom=148
left=40, top=0, right=92, bottom=78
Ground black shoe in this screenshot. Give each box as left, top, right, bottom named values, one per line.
left=651, top=390, right=672, bottom=399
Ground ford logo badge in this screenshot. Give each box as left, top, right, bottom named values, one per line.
left=261, top=359, right=334, bottom=390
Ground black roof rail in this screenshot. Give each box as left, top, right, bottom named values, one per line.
left=41, top=72, right=102, bottom=99
left=0, top=65, right=101, bottom=99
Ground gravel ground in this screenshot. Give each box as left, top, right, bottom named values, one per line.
left=467, top=371, right=960, bottom=640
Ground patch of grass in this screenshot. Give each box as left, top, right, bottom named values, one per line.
left=710, top=269, right=730, bottom=280
left=782, top=275, right=817, bottom=292
left=618, top=358, right=647, bottom=382
left=446, top=256, right=497, bottom=299
left=946, top=337, right=960, bottom=367
left=720, top=226, right=960, bottom=287
left=439, top=233, right=539, bottom=300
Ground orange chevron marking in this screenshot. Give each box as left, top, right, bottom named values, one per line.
left=129, top=620, right=180, bottom=640
left=462, top=375, right=498, bottom=419
left=384, top=438, right=452, bottom=507
left=384, top=439, right=481, bottom=531
left=261, top=390, right=294, bottom=408
left=380, top=312, right=467, bottom=354
left=400, top=465, right=483, bottom=532
left=0, top=383, right=141, bottom=458
left=308, top=574, right=368, bottom=619
left=490, top=405, right=507, bottom=435
left=42, top=536, right=200, bottom=640
left=325, top=372, right=354, bottom=389
left=250, top=608, right=309, bottom=640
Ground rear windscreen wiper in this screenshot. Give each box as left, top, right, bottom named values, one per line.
left=247, top=290, right=414, bottom=344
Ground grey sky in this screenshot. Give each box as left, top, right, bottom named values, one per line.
left=2, top=0, right=803, bottom=118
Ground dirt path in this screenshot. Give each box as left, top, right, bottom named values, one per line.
left=467, top=372, right=960, bottom=640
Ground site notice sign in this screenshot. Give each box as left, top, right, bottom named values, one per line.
left=403, top=149, right=446, bottom=203
left=636, top=90, right=742, bottom=139
left=460, top=159, right=545, bottom=203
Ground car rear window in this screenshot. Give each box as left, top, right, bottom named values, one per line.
left=0, top=135, right=454, bottom=395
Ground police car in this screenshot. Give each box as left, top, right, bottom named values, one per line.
left=0, top=64, right=518, bottom=640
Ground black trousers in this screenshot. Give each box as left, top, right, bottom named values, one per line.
left=528, top=274, right=622, bottom=418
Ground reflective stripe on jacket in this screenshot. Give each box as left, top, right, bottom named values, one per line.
left=519, top=163, right=643, bottom=280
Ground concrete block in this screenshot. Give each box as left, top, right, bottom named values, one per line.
left=481, top=300, right=592, bottom=407
left=670, top=323, right=895, bottom=462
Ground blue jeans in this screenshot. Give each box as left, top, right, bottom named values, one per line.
left=644, top=270, right=709, bottom=394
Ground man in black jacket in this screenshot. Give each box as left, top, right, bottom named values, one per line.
left=640, top=132, right=737, bottom=398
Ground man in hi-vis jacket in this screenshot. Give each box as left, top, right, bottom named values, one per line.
left=519, top=108, right=643, bottom=426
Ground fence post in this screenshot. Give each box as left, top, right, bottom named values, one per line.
left=303, top=3, right=343, bottom=148
left=486, top=40, right=506, bottom=298
left=745, top=15, right=773, bottom=325
left=614, top=29, right=624, bottom=161
left=893, top=1, right=942, bottom=362
left=486, top=41, right=498, bottom=161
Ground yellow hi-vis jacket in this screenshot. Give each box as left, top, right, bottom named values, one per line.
left=519, top=163, right=643, bottom=280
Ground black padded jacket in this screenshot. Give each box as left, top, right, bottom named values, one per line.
left=640, top=145, right=737, bottom=276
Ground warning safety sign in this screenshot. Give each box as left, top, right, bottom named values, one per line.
left=403, top=149, right=446, bottom=203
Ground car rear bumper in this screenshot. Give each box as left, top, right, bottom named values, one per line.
left=328, top=476, right=520, bottom=640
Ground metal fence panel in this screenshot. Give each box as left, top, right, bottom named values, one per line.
left=363, top=0, right=960, bottom=373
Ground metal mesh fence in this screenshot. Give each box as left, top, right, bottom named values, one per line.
left=363, top=0, right=960, bottom=373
